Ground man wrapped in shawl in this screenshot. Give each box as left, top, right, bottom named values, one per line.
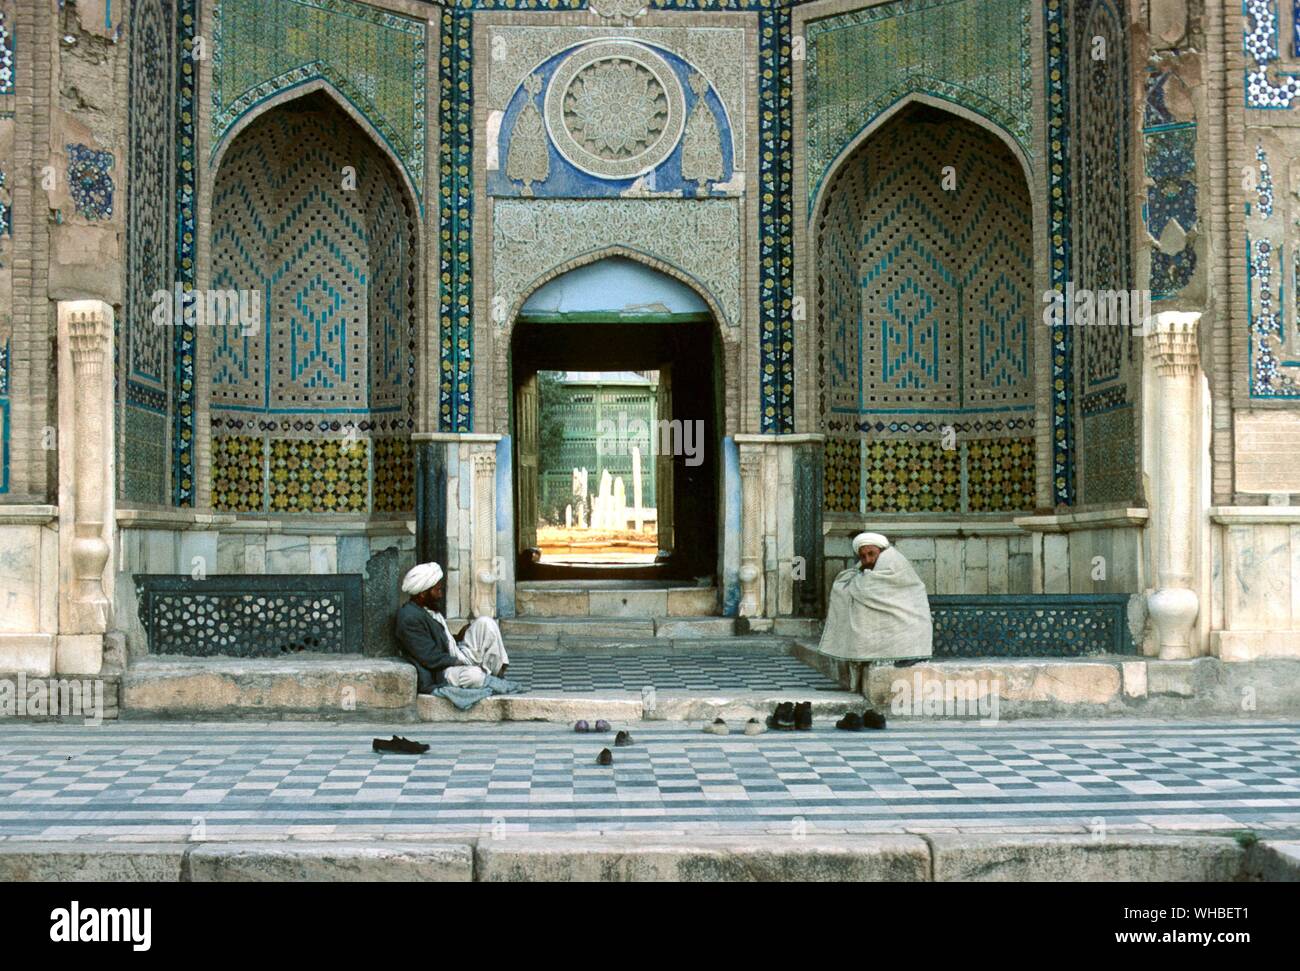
left=818, top=532, right=933, bottom=663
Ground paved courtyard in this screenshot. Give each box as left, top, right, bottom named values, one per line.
left=0, top=720, right=1296, bottom=842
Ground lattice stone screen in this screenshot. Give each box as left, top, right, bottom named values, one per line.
left=930, top=595, right=1137, bottom=657
left=135, top=575, right=364, bottom=657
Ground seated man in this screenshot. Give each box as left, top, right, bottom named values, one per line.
left=818, top=531, right=933, bottom=666
left=395, top=561, right=509, bottom=695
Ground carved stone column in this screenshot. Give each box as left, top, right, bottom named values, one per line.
left=1144, top=311, right=1202, bottom=658
left=56, top=300, right=116, bottom=674
left=738, top=446, right=764, bottom=618
left=471, top=448, right=499, bottom=619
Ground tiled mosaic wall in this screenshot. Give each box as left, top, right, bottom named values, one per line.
left=817, top=109, right=1036, bottom=514
left=121, top=0, right=175, bottom=504
left=803, top=0, right=1033, bottom=211
left=1072, top=0, right=1139, bottom=506
left=1244, top=0, right=1300, bottom=399
left=207, top=98, right=416, bottom=515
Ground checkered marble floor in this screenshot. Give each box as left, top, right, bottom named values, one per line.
left=505, top=651, right=843, bottom=693
left=1, top=721, right=1297, bottom=839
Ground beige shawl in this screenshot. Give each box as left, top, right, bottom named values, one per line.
left=818, top=546, right=933, bottom=661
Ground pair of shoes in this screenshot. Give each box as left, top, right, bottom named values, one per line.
left=596, top=748, right=613, bottom=766
left=743, top=717, right=765, bottom=736
left=574, top=719, right=613, bottom=733
left=614, top=730, right=634, bottom=747
left=703, top=717, right=729, bottom=735
left=835, top=710, right=887, bottom=731
left=766, top=701, right=813, bottom=730
left=372, top=735, right=430, bottom=754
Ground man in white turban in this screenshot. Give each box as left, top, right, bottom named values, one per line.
left=396, top=562, right=509, bottom=694
left=818, top=531, right=932, bottom=668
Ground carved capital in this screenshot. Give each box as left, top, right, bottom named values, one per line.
left=65, top=303, right=111, bottom=376
left=1144, top=311, right=1200, bottom=377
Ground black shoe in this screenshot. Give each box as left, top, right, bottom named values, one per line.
left=861, top=710, right=887, bottom=730
left=614, top=730, right=633, bottom=747
left=372, top=735, right=428, bottom=755
left=835, top=712, right=863, bottom=731
left=794, top=701, right=813, bottom=730
left=596, top=748, right=613, bottom=766
left=767, top=702, right=796, bottom=731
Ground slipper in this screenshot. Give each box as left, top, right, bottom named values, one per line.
left=703, top=717, right=729, bottom=735
left=766, top=702, right=796, bottom=731
left=594, top=719, right=611, bottom=733
left=596, top=748, right=613, bottom=766
left=835, top=712, right=863, bottom=731
left=574, top=720, right=591, bottom=733
left=743, top=717, right=765, bottom=736
left=614, top=730, right=634, bottom=746
left=862, top=710, right=887, bottom=730
left=372, top=735, right=429, bottom=755
left=794, top=701, right=813, bottom=730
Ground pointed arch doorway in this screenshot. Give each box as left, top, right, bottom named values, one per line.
left=510, top=257, right=722, bottom=582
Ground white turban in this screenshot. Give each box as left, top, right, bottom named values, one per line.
left=401, top=562, right=444, bottom=596
left=852, top=531, right=890, bottom=553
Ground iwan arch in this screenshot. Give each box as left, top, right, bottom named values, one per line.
left=1, top=0, right=1298, bottom=716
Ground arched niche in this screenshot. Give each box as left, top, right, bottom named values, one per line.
left=815, top=102, right=1038, bottom=515
left=204, top=91, right=419, bottom=516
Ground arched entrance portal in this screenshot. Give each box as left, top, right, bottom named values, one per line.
left=511, top=258, right=722, bottom=582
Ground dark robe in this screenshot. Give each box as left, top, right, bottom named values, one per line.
left=395, top=601, right=459, bottom=694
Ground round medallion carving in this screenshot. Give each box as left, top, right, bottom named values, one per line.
left=544, top=42, right=685, bottom=180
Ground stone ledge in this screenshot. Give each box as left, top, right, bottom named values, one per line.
left=121, top=657, right=417, bottom=718
left=417, top=690, right=860, bottom=723
left=474, top=835, right=930, bottom=882
left=4, top=834, right=1293, bottom=882
left=0, top=843, right=185, bottom=882
left=927, top=834, right=1246, bottom=882
left=187, top=842, right=473, bottom=882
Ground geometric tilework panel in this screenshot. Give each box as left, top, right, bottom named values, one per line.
left=212, top=434, right=265, bottom=514
left=820, top=106, right=1035, bottom=429
left=122, top=0, right=175, bottom=503
left=803, top=0, right=1033, bottom=208
left=823, top=436, right=860, bottom=513
left=1072, top=0, right=1138, bottom=506
left=864, top=438, right=962, bottom=514
left=269, top=439, right=369, bottom=515
left=930, top=595, right=1137, bottom=657
left=209, top=95, right=416, bottom=514
left=1078, top=407, right=1138, bottom=507
left=211, top=0, right=426, bottom=199
left=373, top=438, right=415, bottom=514
left=123, top=407, right=169, bottom=506
left=966, top=437, right=1036, bottom=513
left=134, top=574, right=363, bottom=657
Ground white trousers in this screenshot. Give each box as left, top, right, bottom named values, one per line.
left=443, top=617, right=509, bottom=689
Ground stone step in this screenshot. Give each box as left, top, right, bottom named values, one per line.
left=516, top=583, right=719, bottom=618
left=417, top=690, right=861, bottom=724
left=121, top=656, right=417, bottom=720
left=501, top=615, right=736, bottom=641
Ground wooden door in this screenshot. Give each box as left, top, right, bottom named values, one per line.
left=654, top=365, right=674, bottom=553
left=516, top=371, right=539, bottom=552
